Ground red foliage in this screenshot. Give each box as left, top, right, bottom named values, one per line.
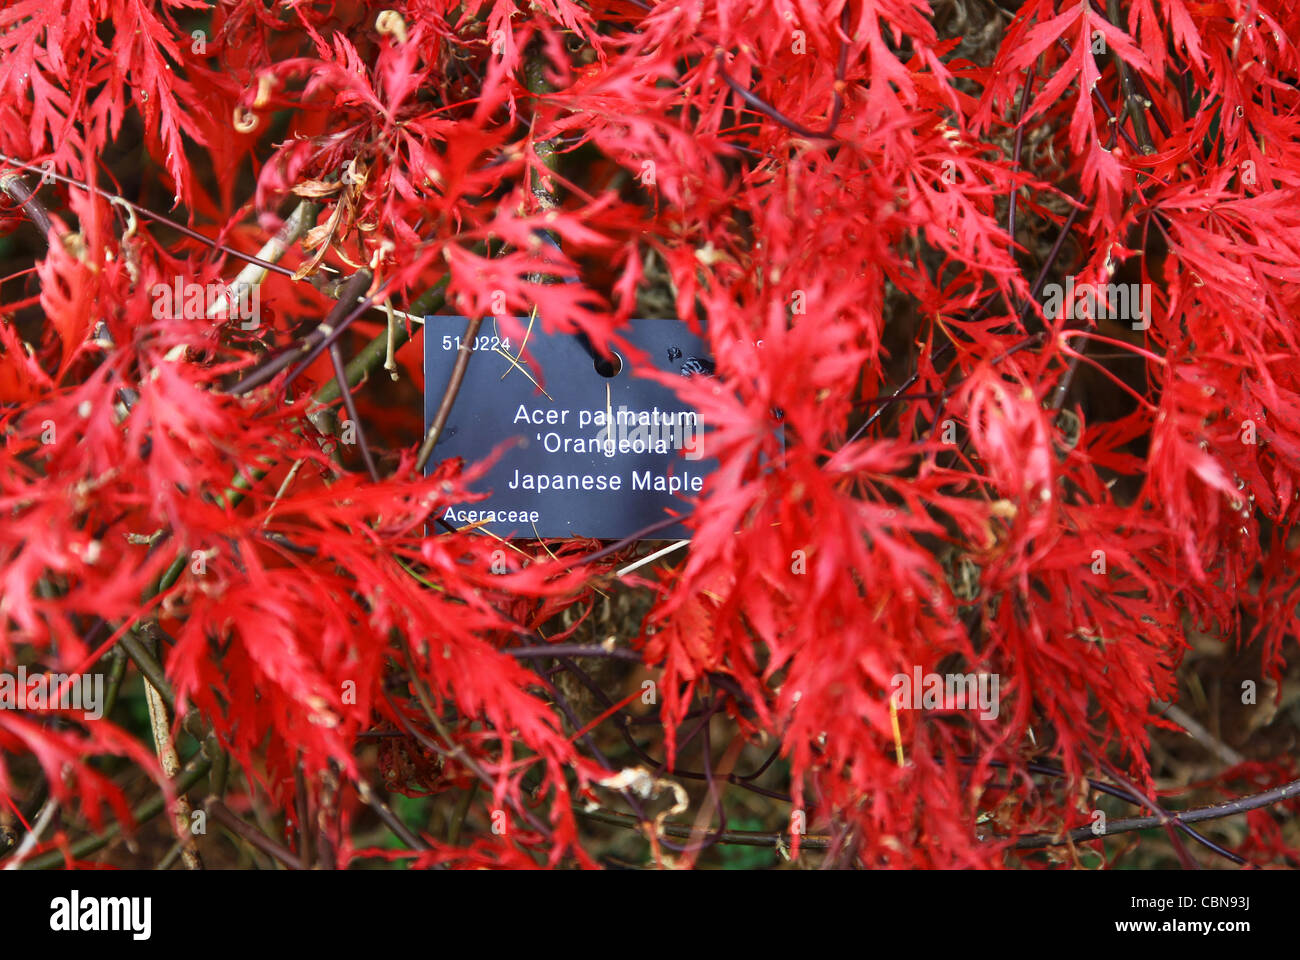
left=1, top=0, right=1298, bottom=868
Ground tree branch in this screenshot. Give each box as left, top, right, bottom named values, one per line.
left=1014, top=777, right=1300, bottom=851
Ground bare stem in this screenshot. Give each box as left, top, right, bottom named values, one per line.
left=414, top=314, right=483, bottom=472
left=1014, top=776, right=1300, bottom=851
left=0, top=173, right=55, bottom=240
left=206, top=798, right=303, bottom=869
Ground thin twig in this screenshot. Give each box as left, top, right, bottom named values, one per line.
left=1094, top=755, right=1200, bottom=869
left=21, top=756, right=212, bottom=870
left=0, top=173, right=55, bottom=239
left=117, top=628, right=176, bottom=712
left=328, top=340, right=380, bottom=481
left=390, top=633, right=554, bottom=839
left=576, top=805, right=831, bottom=849
left=1154, top=700, right=1246, bottom=768
left=227, top=269, right=373, bottom=395
left=414, top=315, right=483, bottom=472
left=207, top=798, right=303, bottom=869
left=139, top=627, right=202, bottom=870
left=1014, top=776, right=1300, bottom=850
left=0, top=153, right=297, bottom=278
left=503, top=644, right=643, bottom=662
left=356, top=780, right=430, bottom=852
left=1105, top=0, right=1156, bottom=155
left=2, top=799, right=59, bottom=870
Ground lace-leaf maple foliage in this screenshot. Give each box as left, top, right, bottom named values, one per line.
left=1, top=0, right=1299, bottom=868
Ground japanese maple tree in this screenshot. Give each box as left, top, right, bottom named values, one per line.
left=1, top=0, right=1298, bottom=869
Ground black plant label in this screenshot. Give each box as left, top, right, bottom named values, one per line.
left=424, top=315, right=720, bottom=539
